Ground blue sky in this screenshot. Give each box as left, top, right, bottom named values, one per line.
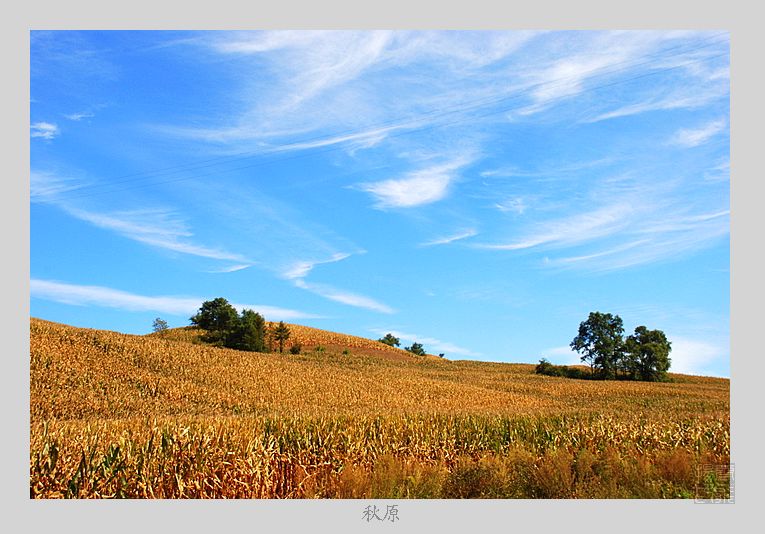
left=30, top=30, right=730, bottom=376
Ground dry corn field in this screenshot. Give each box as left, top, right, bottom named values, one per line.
left=30, top=318, right=730, bottom=499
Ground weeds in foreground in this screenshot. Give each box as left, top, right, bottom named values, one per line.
left=30, top=413, right=729, bottom=499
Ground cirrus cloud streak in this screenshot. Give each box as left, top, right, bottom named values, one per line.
left=31, top=279, right=322, bottom=321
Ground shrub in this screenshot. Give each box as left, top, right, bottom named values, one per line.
left=536, top=359, right=624, bottom=381
left=529, top=449, right=575, bottom=498
left=442, top=457, right=511, bottom=498
left=378, top=333, right=400, bottom=347
left=405, top=342, right=426, bottom=356
left=535, top=358, right=561, bottom=376
left=289, top=344, right=302, bottom=355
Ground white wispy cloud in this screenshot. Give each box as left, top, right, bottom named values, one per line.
left=294, top=279, right=394, bottom=314
left=31, top=122, right=59, bottom=140
left=371, top=328, right=480, bottom=357
left=514, top=31, right=689, bottom=116
left=480, top=158, right=615, bottom=180
left=636, top=209, right=729, bottom=234
left=357, top=156, right=472, bottom=209
left=163, top=31, right=539, bottom=154
left=493, top=197, right=527, bottom=214
left=281, top=252, right=354, bottom=280
left=168, top=121, right=406, bottom=153
left=207, top=30, right=532, bottom=123
left=551, top=239, right=652, bottom=266
left=30, top=279, right=321, bottom=321
left=420, top=229, right=478, bottom=247
left=31, top=171, right=85, bottom=200
left=32, top=170, right=253, bottom=266
left=547, top=210, right=729, bottom=272
left=205, top=264, right=253, bottom=273
left=476, top=202, right=632, bottom=251
left=704, top=159, right=729, bottom=182
left=268, top=125, right=399, bottom=154
left=158, top=30, right=729, bottom=165
left=63, top=206, right=249, bottom=262
left=580, top=40, right=728, bottom=124
left=528, top=54, right=631, bottom=110
left=585, top=91, right=725, bottom=123
left=214, top=30, right=393, bottom=110
left=670, top=119, right=727, bottom=148
left=475, top=158, right=728, bottom=273
left=280, top=251, right=392, bottom=314
left=64, top=112, right=94, bottom=121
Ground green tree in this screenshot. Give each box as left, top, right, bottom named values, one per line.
left=405, top=342, right=426, bottom=356
left=570, top=312, right=624, bottom=379
left=190, top=298, right=239, bottom=344
left=229, top=309, right=267, bottom=352
left=152, top=317, right=168, bottom=334
left=378, top=333, right=401, bottom=347
left=271, top=321, right=291, bottom=353
left=624, top=326, right=672, bottom=381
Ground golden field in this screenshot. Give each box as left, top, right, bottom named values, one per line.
left=29, top=318, right=730, bottom=498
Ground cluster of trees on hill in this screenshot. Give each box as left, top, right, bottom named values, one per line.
left=184, top=297, right=292, bottom=353
left=158, top=300, right=444, bottom=358
left=377, top=333, right=439, bottom=357
left=537, top=311, right=672, bottom=382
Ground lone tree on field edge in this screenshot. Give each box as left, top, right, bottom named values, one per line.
left=152, top=317, right=168, bottom=334
left=272, top=321, right=291, bottom=353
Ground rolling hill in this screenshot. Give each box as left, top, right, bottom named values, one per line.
left=30, top=317, right=727, bottom=420
left=29, top=317, right=730, bottom=498
left=153, top=320, right=438, bottom=361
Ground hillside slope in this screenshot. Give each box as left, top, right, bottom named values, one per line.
left=152, top=322, right=435, bottom=362
left=29, top=318, right=730, bottom=499
left=30, top=318, right=728, bottom=421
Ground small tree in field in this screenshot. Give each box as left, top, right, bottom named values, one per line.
left=405, top=342, right=426, bottom=356
left=272, top=321, right=291, bottom=353
left=570, top=311, right=624, bottom=379
left=378, top=333, right=401, bottom=347
left=624, top=326, right=672, bottom=381
left=152, top=317, right=168, bottom=334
